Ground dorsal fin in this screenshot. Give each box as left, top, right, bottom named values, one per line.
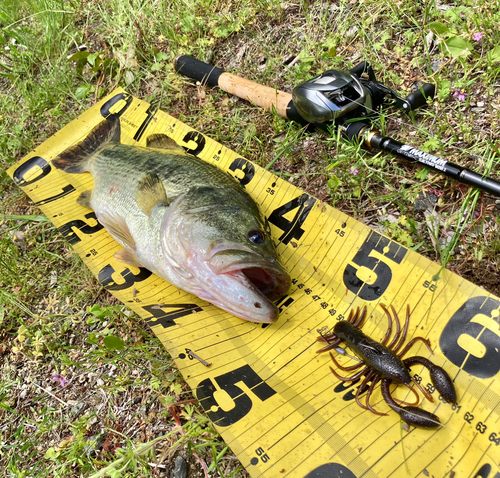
left=135, top=173, right=169, bottom=215
left=53, top=119, right=121, bottom=174
left=146, top=134, right=184, bottom=151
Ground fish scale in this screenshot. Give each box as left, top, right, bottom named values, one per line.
left=52, top=119, right=291, bottom=323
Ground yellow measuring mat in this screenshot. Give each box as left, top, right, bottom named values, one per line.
left=8, top=89, right=500, bottom=478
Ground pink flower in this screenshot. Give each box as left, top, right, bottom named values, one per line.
left=473, top=32, right=484, bottom=42
left=350, top=167, right=359, bottom=175
left=453, top=89, right=467, bottom=102
left=52, top=374, right=70, bottom=388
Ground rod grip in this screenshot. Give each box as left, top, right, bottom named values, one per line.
left=217, top=73, right=293, bottom=119
left=174, top=55, right=294, bottom=119
left=174, top=55, right=225, bottom=87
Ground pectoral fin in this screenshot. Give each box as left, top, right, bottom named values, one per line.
left=136, top=173, right=169, bottom=215
left=114, top=248, right=142, bottom=267
left=98, top=211, right=135, bottom=248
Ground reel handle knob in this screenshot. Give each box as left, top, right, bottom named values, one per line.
left=405, top=83, right=435, bottom=110
left=349, top=61, right=370, bottom=78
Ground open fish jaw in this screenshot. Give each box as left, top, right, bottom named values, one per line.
left=202, top=268, right=283, bottom=323
left=53, top=119, right=291, bottom=323
left=219, top=262, right=290, bottom=301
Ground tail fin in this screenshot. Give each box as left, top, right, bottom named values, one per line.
left=53, top=119, right=121, bottom=173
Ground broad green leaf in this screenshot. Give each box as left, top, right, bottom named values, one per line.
left=437, top=79, right=451, bottom=101
left=158, top=394, right=176, bottom=407
left=103, top=335, right=126, bottom=351
left=75, top=85, right=91, bottom=99
left=44, top=447, right=57, bottom=460
left=443, top=37, right=473, bottom=57
left=442, top=6, right=467, bottom=22
left=155, top=52, right=169, bottom=62
left=89, top=304, right=105, bottom=318
left=428, top=21, right=449, bottom=35
left=124, top=70, right=135, bottom=85
left=422, top=137, right=441, bottom=152
left=327, top=175, right=341, bottom=192
left=67, top=51, right=91, bottom=62
left=86, top=52, right=103, bottom=67
left=488, top=46, right=500, bottom=63
left=170, top=382, right=183, bottom=395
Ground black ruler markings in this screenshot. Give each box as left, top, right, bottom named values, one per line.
left=257, top=176, right=283, bottom=208
left=174, top=332, right=263, bottom=380
left=82, top=109, right=492, bottom=476
left=232, top=371, right=365, bottom=478
left=259, top=179, right=293, bottom=218
left=465, top=373, right=499, bottom=418
left=452, top=295, right=500, bottom=376
left=11, top=92, right=500, bottom=478
left=344, top=385, right=462, bottom=478
left=251, top=302, right=327, bottom=376
left=209, top=292, right=314, bottom=372
left=450, top=431, right=482, bottom=478
left=216, top=333, right=341, bottom=446
left=295, top=209, right=352, bottom=287
left=268, top=400, right=365, bottom=474
left=464, top=444, right=493, bottom=478
left=166, top=288, right=325, bottom=381
left=155, top=303, right=227, bottom=332
left=420, top=382, right=499, bottom=478
left=361, top=400, right=442, bottom=471
left=179, top=324, right=256, bottom=354
left=410, top=424, right=471, bottom=478
left=363, top=423, right=440, bottom=478
left=320, top=223, right=369, bottom=298
left=257, top=309, right=339, bottom=379
left=245, top=166, right=267, bottom=198
left=441, top=296, right=500, bottom=417
left=227, top=357, right=335, bottom=446
left=200, top=137, right=221, bottom=166
left=258, top=378, right=383, bottom=478
left=282, top=208, right=343, bottom=284
left=419, top=382, right=498, bottom=476
left=165, top=308, right=274, bottom=354
left=164, top=312, right=252, bottom=343
left=247, top=218, right=410, bottom=372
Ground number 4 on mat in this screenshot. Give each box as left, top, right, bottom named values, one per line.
left=268, top=194, right=316, bottom=245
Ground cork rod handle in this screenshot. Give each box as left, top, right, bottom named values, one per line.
left=174, top=55, right=293, bottom=120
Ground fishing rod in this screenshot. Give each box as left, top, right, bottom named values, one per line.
left=174, top=55, right=500, bottom=198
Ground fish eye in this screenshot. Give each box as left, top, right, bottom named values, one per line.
left=248, top=230, right=266, bottom=245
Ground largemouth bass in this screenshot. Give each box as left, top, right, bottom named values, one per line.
left=53, top=119, right=290, bottom=323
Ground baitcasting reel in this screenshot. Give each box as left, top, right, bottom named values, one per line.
left=174, top=55, right=500, bottom=197
left=292, top=62, right=435, bottom=125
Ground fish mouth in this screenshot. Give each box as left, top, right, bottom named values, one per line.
left=225, top=263, right=290, bottom=301
left=208, top=251, right=291, bottom=323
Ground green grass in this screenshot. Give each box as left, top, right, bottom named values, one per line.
left=1, top=0, right=500, bottom=476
